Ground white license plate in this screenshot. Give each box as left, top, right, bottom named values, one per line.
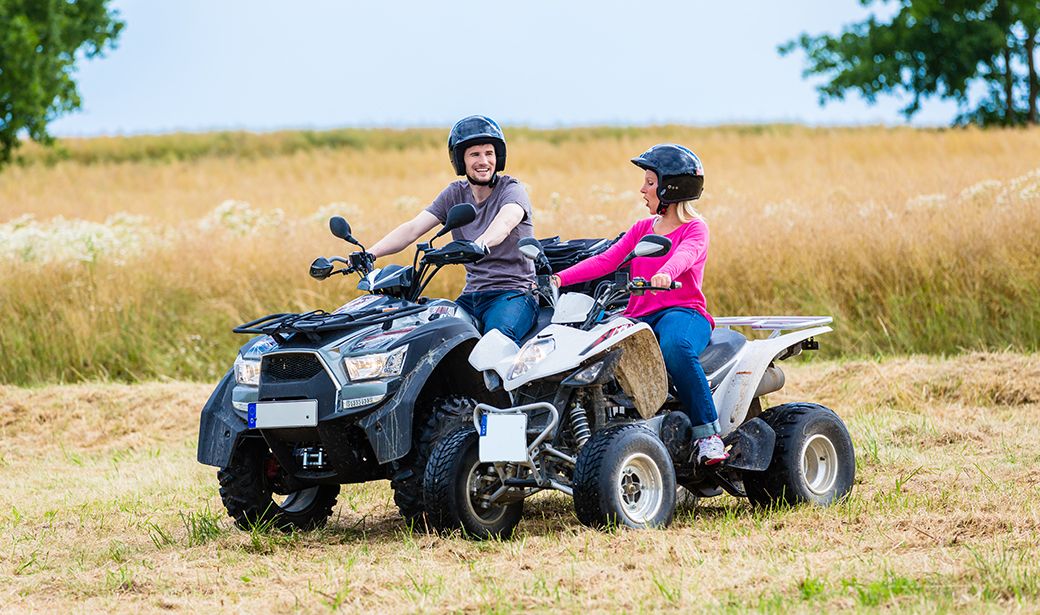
left=478, top=413, right=528, bottom=463
left=248, top=400, right=318, bottom=429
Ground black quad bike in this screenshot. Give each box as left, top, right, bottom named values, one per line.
left=196, top=204, right=523, bottom=530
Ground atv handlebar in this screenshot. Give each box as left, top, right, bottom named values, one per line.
left=628, top=278, right=682, bottom=294
left=580, top=275, right=684, bottom=329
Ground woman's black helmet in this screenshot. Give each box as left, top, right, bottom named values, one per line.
left=448, top=115, right=507, bottom=176
left=631, top=144, right=705, bottom=204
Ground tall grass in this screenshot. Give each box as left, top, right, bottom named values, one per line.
left=2, top=126, right=1039, bottom=384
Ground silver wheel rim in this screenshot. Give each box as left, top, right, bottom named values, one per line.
left=465, top=459, right=507, bottom=524
left=275, top=486, right=320, bottom=513
left=801, top=434, right=839, bottom=496
left=617, top=453, right=663, bottom=524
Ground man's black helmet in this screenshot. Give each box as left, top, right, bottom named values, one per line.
left=448, top=115, right=506, bottom=176
left=631, top=143, right=705, bottom=204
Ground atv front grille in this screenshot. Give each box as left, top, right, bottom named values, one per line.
left=261, top=353, right=325, bottom=382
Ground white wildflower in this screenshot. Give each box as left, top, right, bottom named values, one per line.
left=0, top=213, right=159, bottom=264
left=310, top=202, right=362, bottom=223
left=198, top=200, right=283, bottom=235
left=762, top=200, right=801, bottom=219
left=1007, top=169, right=1040, bottom=191
left=958, top=179, right=1002, bottom=202
left=857, top=201, right=877, bottom=219
left=995, top=169, right=1040, bottom=206
left=904, top=193, right=947, bottom=211
left=1020, top=183, right=1040, bottom=202
left=393, top=196, right=422, bottom=211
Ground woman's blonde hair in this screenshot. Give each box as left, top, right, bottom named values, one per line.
left=675, top=200, right=704, bottom=223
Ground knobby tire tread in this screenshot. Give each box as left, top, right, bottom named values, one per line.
left=391, top=395, right=474, bottom=523
left=422, top=426, right=475, bottom=531
left=218, top=444, right=338, bottom=531
left=572, top=423, right=654, bottom=527
left=744, top=402, right=846, bottom=507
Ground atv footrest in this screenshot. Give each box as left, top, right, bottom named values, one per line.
left=503, top=478, right=539, bottom=488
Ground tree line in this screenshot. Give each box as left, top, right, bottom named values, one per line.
left=784, top=0, right=1040, bottom=126
left=0, top=1, right=1037, bottom=173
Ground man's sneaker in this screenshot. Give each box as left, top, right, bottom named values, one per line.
left=695, top=434, right=729, bottom=466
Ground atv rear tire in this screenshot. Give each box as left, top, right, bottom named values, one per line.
left=423, top=427, right=524, bottom=539
left=218, top=442, right=339, bottom=531
left=573, top=424, right=676, bottom=529
left=743, top=403, right=855, bottom=507
left=391, top=395, right=475, bottom=524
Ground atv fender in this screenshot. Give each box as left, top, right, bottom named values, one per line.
left=721, top=417, right=775, bottom=471
left=358, top=328, right=480, bottom=464
left=197, top=370, right=251, bottom=468
left=714, top=325, right=832, bottom=435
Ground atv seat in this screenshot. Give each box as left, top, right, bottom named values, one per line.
left=517, top=305, right=555, bottom=346
left=661, top=327, right=749, bottom=400
left=699, top=328, right=747, bottom=378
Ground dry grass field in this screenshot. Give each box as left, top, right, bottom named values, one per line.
left=3, top=353, right=1038, bottom=613
left=2, top=126, right=1040, bottom=383
left=2, top=127, right=1039, bottom=611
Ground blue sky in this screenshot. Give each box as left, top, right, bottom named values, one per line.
left=50, top=0, right=963, bottom=136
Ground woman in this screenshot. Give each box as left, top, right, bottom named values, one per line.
left=552, top=144, right=728, bottom=465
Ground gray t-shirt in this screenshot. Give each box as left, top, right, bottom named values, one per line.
left=425, top=175, right=536, bottom=293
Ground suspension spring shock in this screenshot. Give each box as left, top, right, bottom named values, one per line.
left=569, top=403, right=592, bottom=448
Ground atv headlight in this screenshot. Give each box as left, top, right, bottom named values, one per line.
left=234, top=355, right=261, bottom=386
left=509, top=337, right=556, bottom=380
left=343, top=345, right=408, bottom=381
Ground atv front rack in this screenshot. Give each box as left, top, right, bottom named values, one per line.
left=233, top=305, right=428, bottom=342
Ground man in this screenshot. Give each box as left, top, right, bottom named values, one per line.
left=365, top=115, right=538, bottom=343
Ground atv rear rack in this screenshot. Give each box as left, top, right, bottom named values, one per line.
left=714, top=316, right=833, bottom=339
left=233, top=305, right=428, bottom=342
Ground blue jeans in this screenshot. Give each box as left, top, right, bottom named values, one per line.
left=455, top=289, right=538, bottom=344
left=638, top=307, right=721, bottom=440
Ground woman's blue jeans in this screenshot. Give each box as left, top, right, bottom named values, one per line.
left=637, top=307, right=721, bottom=439
left=455, top=289, right=538, bottom=344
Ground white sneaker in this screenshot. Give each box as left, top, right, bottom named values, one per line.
left=695, top=435, right=729, bottom=466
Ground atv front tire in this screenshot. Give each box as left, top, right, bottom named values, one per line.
left=218, top=442, right=339, bottom=531
left=423, top=427, right=524, bottom=539
left=743, top=403, right=855, bottom=507
left=391, top=395, right=475, bottom=524
left=572, top=424, right=676, bottom=529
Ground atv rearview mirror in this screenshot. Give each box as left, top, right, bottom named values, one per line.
left=329, top=216, right=358, bottom=245
left=309, top=257, right=334, bottom=280
left=517, top=237, right=543, bottom=261
left=634, top=234, right=671, bottom=257
left=621, top=234, right=671, bottom=266
left=433, top=203, right=477, bottom=240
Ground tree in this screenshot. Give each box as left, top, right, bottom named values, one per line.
left=781, top=0, right=1040, bottom=126
left=0, top=0, right=124, bottom=166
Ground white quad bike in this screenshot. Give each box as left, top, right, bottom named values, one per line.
left=421, top=234, right=855, bottom=538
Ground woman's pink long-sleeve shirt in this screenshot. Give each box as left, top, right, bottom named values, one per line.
left=556, top=217, right=714, bottom=326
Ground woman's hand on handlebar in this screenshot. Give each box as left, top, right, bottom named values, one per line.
left=650, top=273, right=683, bottom=293
left=650, top=273, right=672, bottom=289
left=550, top=274, right=562, bottom=288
